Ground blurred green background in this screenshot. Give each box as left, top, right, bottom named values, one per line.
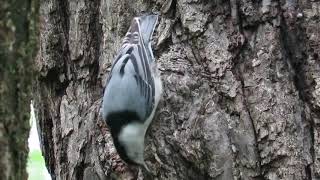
left=27, top=150, right=48, bottom=180
left=27, top=104, right=51, bottom=180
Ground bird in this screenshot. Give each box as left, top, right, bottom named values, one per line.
left=102, top=14, right=162, bottom=172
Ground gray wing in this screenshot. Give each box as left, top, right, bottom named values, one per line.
left=102, top=15, right=158, bottom=122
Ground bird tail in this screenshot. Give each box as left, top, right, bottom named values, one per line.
left=126, top=14, right=158, bottom=62
left=137, top=15, right=158, bottom=48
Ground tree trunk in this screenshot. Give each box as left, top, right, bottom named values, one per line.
left=35, top=0, right=320, bottom=179
left=0, top=0, right=38, bottom=179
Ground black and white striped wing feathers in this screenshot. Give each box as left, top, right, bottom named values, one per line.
left=105, top=16, right=157, bottom=120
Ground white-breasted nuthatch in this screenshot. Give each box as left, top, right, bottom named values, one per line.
left=102, top=15, right=162, bottom=171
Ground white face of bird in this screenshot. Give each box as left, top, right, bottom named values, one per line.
left=118, top=122, right=146, bottom=166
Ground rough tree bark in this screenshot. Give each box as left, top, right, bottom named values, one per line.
left=0, top=0, right=38, bottom=179
left=35, top=0, right=320, bottom=180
